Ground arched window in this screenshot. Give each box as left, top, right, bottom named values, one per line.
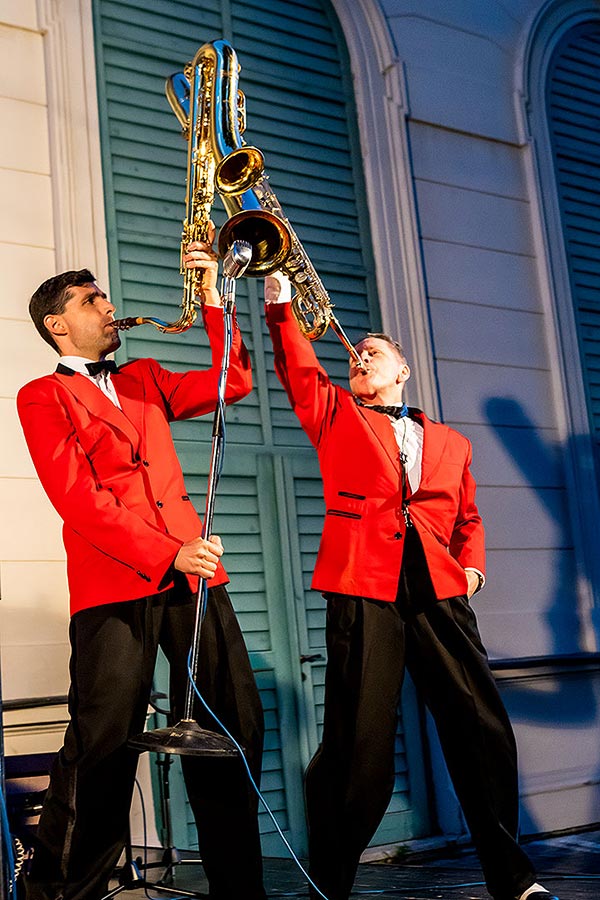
left=522, top=3, right=600, bottom=620
left=547, top=20, right=600, bottom=445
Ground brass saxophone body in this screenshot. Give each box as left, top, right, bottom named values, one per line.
left=114, top=43, right=220, bottom=333
left=115, top=39, right=363, bottom=370
left=209, top=43, right=364, bottom=365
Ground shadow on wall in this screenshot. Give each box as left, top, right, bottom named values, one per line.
left=483, top=396, right=600, bottom=835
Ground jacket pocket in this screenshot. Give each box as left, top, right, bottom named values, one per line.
left=326, top=509, right=362, bottom=520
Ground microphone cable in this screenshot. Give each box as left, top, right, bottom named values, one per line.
left=187, top=647, right=331, bottom=900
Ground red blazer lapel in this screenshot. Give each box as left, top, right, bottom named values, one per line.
left=54, top=371, right=142, bottom=456
left=411, top=410, right=450, bottom=491
left=112, top=368, right=146, bottom=444
left=353, top=403, right=402, bottom=476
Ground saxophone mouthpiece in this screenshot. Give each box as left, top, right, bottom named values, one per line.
left=222, top=240, right=253, bottom=279
left=113, top=316, right=142, bottom=331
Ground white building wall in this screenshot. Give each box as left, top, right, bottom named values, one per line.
left=0, top=0, right=69, bottom=720
left=0, top=0, right=156, bottom=845
left=411, top=121, right=574, bottom=660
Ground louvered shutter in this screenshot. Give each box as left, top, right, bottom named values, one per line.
left=92, top=0, right=429, bottom=854
left=548, top=22, right=600, bottom=440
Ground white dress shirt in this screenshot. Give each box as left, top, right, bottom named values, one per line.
left=390, top=413, right=423, bottom=495
left=60, top=356, right=122, bottom=409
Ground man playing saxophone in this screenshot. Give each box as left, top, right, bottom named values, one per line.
left=264, top=271, right=559, bottom=900
left=17, top=231, right=267, bottom=900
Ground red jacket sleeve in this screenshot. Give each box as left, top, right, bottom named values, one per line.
left=144, top=304, right=252, bottom=421
left=265, top=301, right=337, bottom=448
left=449, top=441, right=486, bottom=574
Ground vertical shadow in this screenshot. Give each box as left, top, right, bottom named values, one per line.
left=483, top=397, right=599, bottom=834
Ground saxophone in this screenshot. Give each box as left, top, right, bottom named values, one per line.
left=114, top=42, right=232, bottom=332
left=116, top=39, right=364, bottom=370
left=208, top=41, right=364, bottom=367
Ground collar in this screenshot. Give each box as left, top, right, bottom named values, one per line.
left=57, top=356, right=116, bottom=376
left=353, top=396, right=409, bottom=418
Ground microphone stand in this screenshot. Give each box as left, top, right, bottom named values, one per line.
left=128, top=240, right=253, bottom=759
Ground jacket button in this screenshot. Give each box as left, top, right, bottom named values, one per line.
left=156, top=500, right=163, bottom=508
left=181, top=495, right=190, bottom=501
left=142, top=460, right=150, bottom=467
left=394, top=532, right=403, bottom=540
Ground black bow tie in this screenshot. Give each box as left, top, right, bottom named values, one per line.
left=86, top=360, right=119, bottom=376
left=356, top=399, right=409, bottom=419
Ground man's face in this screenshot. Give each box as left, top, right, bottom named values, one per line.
left=349, top=337, right=410, bottom=404
left=45, top=283, right=121, bottom=360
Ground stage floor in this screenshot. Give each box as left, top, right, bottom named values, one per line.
left=106, top=828, right=600, bottom=899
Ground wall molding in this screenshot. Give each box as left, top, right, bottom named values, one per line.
left=35, top=0, right=109, bottom=285
left=330, top=0, right=440, bottom=417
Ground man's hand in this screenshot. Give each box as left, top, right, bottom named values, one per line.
left=182, top=220, right=221, bottom=307
left=174, top=534, right=224, bottom=578
left=264, top=271, right=292, bottom=305
left=465, top=569, right=481, bottom=599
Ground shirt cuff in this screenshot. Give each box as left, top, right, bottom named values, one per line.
left=465, top=567, right=485, bottom=592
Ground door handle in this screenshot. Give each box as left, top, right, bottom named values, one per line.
left=300, top=653, right=325, bottom=664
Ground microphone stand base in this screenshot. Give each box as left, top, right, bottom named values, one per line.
left=128, top=720, right=238, bottom=757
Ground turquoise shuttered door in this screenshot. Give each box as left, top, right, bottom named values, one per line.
left=93, top=0, right=430, bottom=855
left=548, top=21, right=600, bottom=443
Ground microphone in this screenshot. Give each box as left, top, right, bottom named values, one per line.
left=222, top=240, right=252, bottom=279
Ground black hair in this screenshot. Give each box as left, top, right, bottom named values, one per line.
left=29, top=269, right=96, bottom=353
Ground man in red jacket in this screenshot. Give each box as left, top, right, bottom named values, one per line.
left=264, top=273, right=558, bottom=900
left=17, top=236, right=266, bottom=900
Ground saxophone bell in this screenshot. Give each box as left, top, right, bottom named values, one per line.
left=215, top=147, right=293, bottom=275
left=215, top=146, right=265, bottom=195
left=217, top=210, right=291, bottom=276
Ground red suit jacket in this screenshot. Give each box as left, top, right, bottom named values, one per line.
left=17, top=306, right=252, bottom=616
left=266, top=302, right=485, bottom=602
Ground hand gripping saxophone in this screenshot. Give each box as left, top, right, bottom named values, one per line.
left=116, top=39, right=364, bottom=369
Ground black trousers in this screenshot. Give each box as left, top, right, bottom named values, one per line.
left=25, top=580, right=266, bottom=900
left=305, top=528, right=536, bottom=900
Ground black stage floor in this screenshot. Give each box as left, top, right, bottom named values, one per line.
left=106, top=829, right=600, bottom=899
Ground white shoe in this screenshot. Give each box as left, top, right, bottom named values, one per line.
left=516, top=884, right=559, bottom=900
